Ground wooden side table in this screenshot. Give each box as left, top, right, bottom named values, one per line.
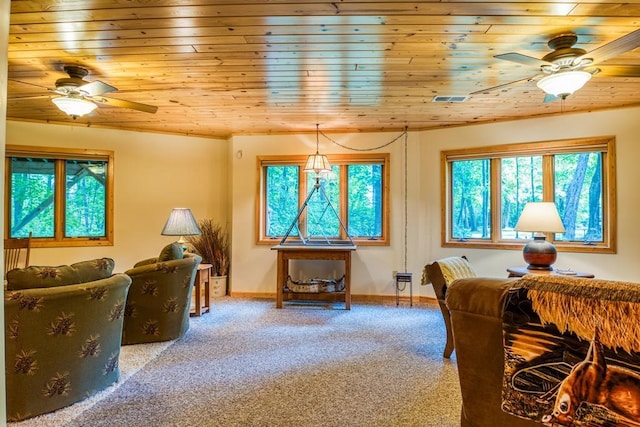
left=191, top=263, right=213, bottom=316
left=507, top=266, right=594, bottom=278
left=272, top=244, right=356, bottom=310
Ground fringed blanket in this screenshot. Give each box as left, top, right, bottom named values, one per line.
left=420, top=256, right=477, bottom=286
left=502, top=275, right=640, bottom=426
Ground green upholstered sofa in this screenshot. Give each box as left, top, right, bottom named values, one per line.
left=122, top=243, right=202, bottom=345
left=4, top=258, right=132, bottom=422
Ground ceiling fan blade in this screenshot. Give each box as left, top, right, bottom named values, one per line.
left=495, top=53, right=553, bottom=69
left=8, top=94, right=52, bottom=101
left=79, top=80, right=117, bottom=96
left=8, top=78, right=51, bottom=90
left=92, top=96, right=158, bottom=113
left=592, top=64, right=640, bottom=78
left=470, top=74, right=541, bottom=95
left=576, top=29, right=640, bottom=66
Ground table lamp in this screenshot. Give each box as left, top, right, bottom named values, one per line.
left=161, top=208, right=201, bottom=248
left=514, top=202, right=565, bottom=270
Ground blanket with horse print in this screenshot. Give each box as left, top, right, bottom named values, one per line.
left=502, top=275, right=640, bottom=426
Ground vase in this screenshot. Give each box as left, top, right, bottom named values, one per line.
left=211, top=275, right=227, bottom=298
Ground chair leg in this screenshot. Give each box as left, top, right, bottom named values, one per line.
left=438, top=300, right=454, bottom=358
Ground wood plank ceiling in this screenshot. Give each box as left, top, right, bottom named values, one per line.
left=7, top=1, right=640, bottom=138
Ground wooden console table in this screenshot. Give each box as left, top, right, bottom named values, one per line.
left=272, top=244, right=356, bottom=309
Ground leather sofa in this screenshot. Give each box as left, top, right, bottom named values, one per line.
left=4, top=258, right=132, bottom=421
left=445, top=277, right=537, bottom=427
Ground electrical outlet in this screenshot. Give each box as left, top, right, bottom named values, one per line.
left=392, top=270, right=397, bottom=279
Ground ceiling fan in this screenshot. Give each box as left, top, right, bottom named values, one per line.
left=472, top=29, right=640, bottom=102
left=11, top=65, right=158, bottom=119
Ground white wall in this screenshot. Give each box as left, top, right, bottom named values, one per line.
left=230, top=107, right=640, bottom=300
left=229, top=130, right=418, bottom=297
left=418, top=106, right=640, bottom=282
left=5, top=105, right=640, bottom=306
left=5, top=121, right=230, bottom=272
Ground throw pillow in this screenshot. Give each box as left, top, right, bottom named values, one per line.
left=158, top=242, right=184, bottom=262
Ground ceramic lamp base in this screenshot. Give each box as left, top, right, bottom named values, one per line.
left=523, top=236, right=557, bottom=270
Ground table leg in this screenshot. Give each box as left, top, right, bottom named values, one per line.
left=193, top=272, right=202, bottom=317
left=276, top=251, right=284, bottom=309
left=203, top=269, right=210, bottom=314
left=344, top=252, right=351, bottom=310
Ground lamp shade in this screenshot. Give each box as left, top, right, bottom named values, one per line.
left=161, top=208, right=201, bottom=241
left=515, top=202, right=566, bottom=233
left=52, top=96, right=98, bottom=117
left=303, top=153, right=332, bottom=174
left=536, top=71, right=592, bottom=98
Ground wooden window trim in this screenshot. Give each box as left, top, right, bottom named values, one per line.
left=441, top=136, right=616, bottom=254
left=256, top=153, right=390, bottom=246
left=5, top=145, right=114, bottom=248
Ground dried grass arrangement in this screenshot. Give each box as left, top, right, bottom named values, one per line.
left=187, top=218, right=230, bottom=277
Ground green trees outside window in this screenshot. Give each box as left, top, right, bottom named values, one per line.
left=444, top=136, right=615, bottom=253
left=64, top=160, right=107, bottom=238
left=10, top=157, right=55, bottom=238
left=258, top=154, right=389, bottom=245
left=6, top=146, right=114, bottom=247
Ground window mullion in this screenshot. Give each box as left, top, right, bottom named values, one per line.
left=542, top=155, right=555, bottom=202
left=5, top=157, right=11, bottom=238
left=339, top=165, right=348, bottom=240
left=491, top=158, right=501, bottom=243
left=542, top=155, right=556, bottom=243
left=299, top=166, right=308, bottom=238
left=55, top=159, right=65, bottom=242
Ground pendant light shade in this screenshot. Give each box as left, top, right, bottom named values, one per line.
left=303, top=124, right=332, bottom=175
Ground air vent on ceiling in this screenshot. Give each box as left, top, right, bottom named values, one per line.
left=432, top=95, right=469, bottom=103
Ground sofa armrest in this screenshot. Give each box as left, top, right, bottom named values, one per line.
left=446, top=277, right=517, bottom=319
left=446, top=277, right=536, bottom=427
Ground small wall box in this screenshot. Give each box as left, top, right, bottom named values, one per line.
left=396, top=272, right=412, bottom=283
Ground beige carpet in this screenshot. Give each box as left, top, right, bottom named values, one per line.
left=11, top=298, right=462, bottom=427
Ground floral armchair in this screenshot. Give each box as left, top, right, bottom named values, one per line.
left=4, top=258, right=131, bottom=421
left=121, top=243, right=202, bottom=345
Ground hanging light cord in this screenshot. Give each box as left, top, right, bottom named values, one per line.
left=396, top=127, right=409, bottom=293
left=403, top=126, right=408, bottom=274
left=319, top=128, right=407, bottom=151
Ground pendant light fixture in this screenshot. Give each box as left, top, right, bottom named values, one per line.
left=303, top=124, right=332, bottom=175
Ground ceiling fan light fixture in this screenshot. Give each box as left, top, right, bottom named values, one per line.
left=52, top=96, right=97, bottom=118
left=536, top=70, right=592, bottom=97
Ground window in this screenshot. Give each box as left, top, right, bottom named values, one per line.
left=5, top=145, right=114, bottom=247
left=257, top=154, right=389, bottom=245
left=442, top=136, right=615, bottom=253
